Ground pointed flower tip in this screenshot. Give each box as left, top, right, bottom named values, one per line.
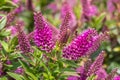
left=16, top=22, right=32, bottom=53
left=87, top=51, right=105, bottom=76
left=15, top=21, right=24, bottom=32
left=62, top=28, right=98, bottom=60
left=34, top=11, right=46, bottom=29
left=34, top=12, right=54, bottom=53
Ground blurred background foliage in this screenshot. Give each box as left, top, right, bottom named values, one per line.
left=0, top=0, right=120, bottom=78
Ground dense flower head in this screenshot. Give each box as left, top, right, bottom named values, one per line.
left=34, top=12, right=54, bottom=52
left=16, top=22, right=32, bottom=53
left=62, top=28, right=98, bottom=60
left=87, top=51, right=105, bottom=76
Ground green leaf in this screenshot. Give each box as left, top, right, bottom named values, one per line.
left=0, top=15, right=7, bottom=30
left=26, top=72, right=38, bottom=80
left=18, top=60, right=38, bottom=80
left=8, top=36, right=18, bottom=52
left=87, top=74, right=96, bottom=80
left=90, top=12, right=106, bottom=30
left=0, top=29, right=11, bottom=37
left=0, top=76, right=8, bottom=80
left=0, top=40, right=9, bottom=52
left=7, top=72, right=24, bottom=80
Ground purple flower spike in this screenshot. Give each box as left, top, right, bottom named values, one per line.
left=6, top=7, right=23, bottom=27
left=96, top=68, right=108, bottom=80
left=67, top=76, right=79, bottom=80
left=6, top=60, right=12, bottom=65
left=12, top=0, right=20, bottom=4
left=15, top=67, right=24, bottom=74
left=106, top=68, right=117, bottom=80
left=58, top=12, right=71, bottom=46
left=34, top=12, right=54, bottom=52
left=61, top=2, right=77, bottom=31
left=87, top=51, right=105, bottom=76
left=81, top=0, right=98, bottom=19
left=16, top=22, right=32, bottom=53
left=0, top=62, right=3, bottom=77
left=62, top=28, right=98, bottom=60
left=113, top=75, right=120, bottom=80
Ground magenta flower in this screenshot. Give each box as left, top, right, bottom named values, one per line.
left=15, top=67, right=24, bottom=74
left=16, top=22, right=32, bottom=53
left=81, top=0, right=98, bottom=19
left=114, top=76, right=120, bottom=80
left=34, top=12, right=55, bottom=52
left=47, top=2, right=58, bottom=13
left=7, top=26, right=17, bottom=36
left=96, top=68, right=108, bottom=80
left=67, top=76, right=79, bottom=80
left=62, top=28, right=98, bottom=60
left=86, top=32, right=109, bottom=56
left=65, top=0, right=77, bottom=7
left=106, top=69, right=118, bottom=80
left=0, top=62, right=3, bottom=77
left=6, top=6, right=23, bottom=27
left=12, top=0, right=20, bottom=4
left=76, top=66, right=84, bottom=74
left=87, top=51, right=105, bottom=76
left=60, top=2, right=77, bottom=31
left=6, top=60, right=12, bottom=65
left=58, top=12, right=71, bottom=46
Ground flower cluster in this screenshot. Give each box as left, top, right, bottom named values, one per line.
left=16, top=22, right=32, bottom=53
left=6, top=6, right=23, bottom=27
left=67, top=51, right=106, bottom=80
left=34, top=12, right=55, bottom=53
left=60, top=2, right=77, bottom=31
left=62, top=28, right=96, bottom=60
left=81, top=0, right=98, bottom=19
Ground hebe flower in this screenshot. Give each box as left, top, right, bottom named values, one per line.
left=6, top=60, right=12, bottom=65
left=67, top=76, right=79, bottom=80
left=113, top=76, right=120, bottom=80
left=106, top=68, right=117, bottom=80
left=14, top=67, right=24, bottom=74
left=0, top=62, right=3, bottom=77
left=87, top=51, right=105, bottom=76
left=96, top=68, right=108, bottom=80
left=16, top=22, right=32, bottom=53
left=12, top=0, right=20, bottom=4
left=80, top=59, right=92, bottom=79
left=58, top=11, right=71, bottom=46
left=61, top=2, right=77, bottom=31
left=81, top=0, right=98, bottom=19
left=34, top=12, right=54, bottom=52
left=62, top=28, right=98, bottom=60
left=6, top=6, right=23, bottom=27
